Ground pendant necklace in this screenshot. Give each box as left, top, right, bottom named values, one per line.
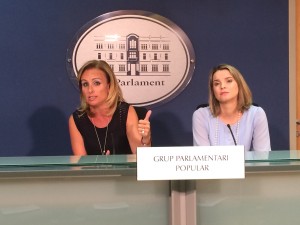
left=92, top=118, right=109, bottom=155
left=214, top=112, right=241, bottom=146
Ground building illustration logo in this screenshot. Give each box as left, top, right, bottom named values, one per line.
left=66, top=10, right=195, bottom=107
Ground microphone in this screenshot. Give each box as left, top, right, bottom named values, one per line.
left=227, top=124, right=237, bottom=146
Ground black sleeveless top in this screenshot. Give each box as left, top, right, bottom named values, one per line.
left=72, top=102, right=131, bottom=155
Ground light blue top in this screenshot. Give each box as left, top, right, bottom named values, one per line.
left=192, top=105, right=271, bottom=151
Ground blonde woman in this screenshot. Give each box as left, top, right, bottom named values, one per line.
left=69, top=60, right=151, bottom=155
left=192, top=64, right=271, bottom=151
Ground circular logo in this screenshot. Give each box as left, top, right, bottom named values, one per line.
left=66, top=10, right=195, bottom=107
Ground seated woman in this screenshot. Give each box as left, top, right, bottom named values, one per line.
left=192, top=64, right=271, bottom=151
left=69, top=60, right=151, bottom=155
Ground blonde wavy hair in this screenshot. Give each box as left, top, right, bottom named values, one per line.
left=77, top=60, right=124, bottom=116
left=208, top=64, right=252, bottom=117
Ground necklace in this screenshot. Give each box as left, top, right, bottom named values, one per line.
left=214, top=112, right=241, bottom=146
left=91, top=118, right=109, bottom=155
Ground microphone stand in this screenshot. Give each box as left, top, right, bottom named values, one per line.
left=227, top=124, right=237, bottom=146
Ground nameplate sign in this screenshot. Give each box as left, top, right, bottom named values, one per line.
left=137, top=146, right=245, bottom=180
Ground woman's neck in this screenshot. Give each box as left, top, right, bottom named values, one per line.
left=89, top=104, right=109, bottom=116
left=89, top=106, right=111, bottom=127
left=218, top=102, right=241, bottom=124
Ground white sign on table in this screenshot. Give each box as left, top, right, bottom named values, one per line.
left=137, top=146, right=245, bottom=181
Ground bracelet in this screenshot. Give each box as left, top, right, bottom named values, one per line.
left=141, top=137, right=151, bottom=146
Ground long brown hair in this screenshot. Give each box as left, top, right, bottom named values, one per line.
left=208, top=64, right=252, bottom=117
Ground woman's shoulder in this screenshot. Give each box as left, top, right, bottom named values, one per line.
left=118, top=101, right=130, bottom=108
left=248, top=105, right=265, bottom=113
left=116, top=101, right=130, bottom=119
left=193, top=105, right=212, bottom=118
left=246, top=105, right=267, bottom=117
left=72, top=110, right=87, bottom=121
left=194, top=105, right=210, bottom=114
left=117, top=101, right=130, bottom=114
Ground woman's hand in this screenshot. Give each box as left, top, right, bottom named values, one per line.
left=138, top=110, right=152, bottom=146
